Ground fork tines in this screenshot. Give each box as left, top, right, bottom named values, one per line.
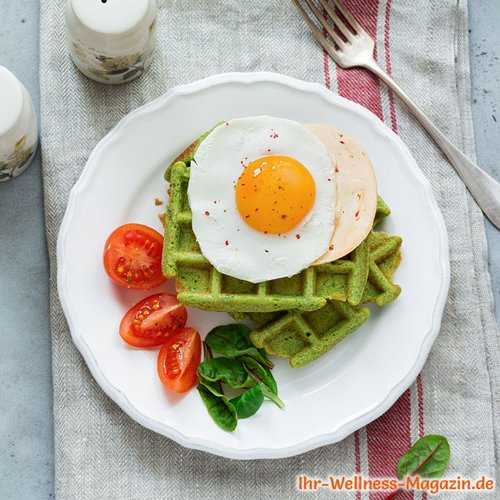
left=292, top=0, right=369, bottom=67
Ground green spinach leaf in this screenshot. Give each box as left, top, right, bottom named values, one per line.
left=230, top=384, right=265, bottom=419
left=198, top=378, right=224, bottom=398
left=260, top=383, right=285, bottom=409
left=241, top=356, right=278, bottom=395
left=205, top=324, right=273, bottom=368
left=197, top=382, right=237, bottom=432
left=396, top=434, right=450, bottom=479
left=198, top=358, right=256, bottom=390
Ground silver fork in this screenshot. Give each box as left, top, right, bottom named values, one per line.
left=292, top=0, right=500, bottom=229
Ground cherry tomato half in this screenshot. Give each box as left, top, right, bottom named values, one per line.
left=120, top=293, right=188, bottom=348
left=103, top=223, right=166, bottom=290
left=157, top=327, right=201, bottom=393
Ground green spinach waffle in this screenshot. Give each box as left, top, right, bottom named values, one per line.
left=162, top=161, right=383, bottom=313
left=249, top=300, right=370, bottom=368
left=373, top=196, right=391, bottom=226
left=235, top=230, right=402, bottom=322
left=362, top=231, right=402, bottom=305
left=235, top=231, right=401, bottom=366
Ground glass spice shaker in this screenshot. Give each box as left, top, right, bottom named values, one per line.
left=66, top=0, right=157, bottom=85
left=0, top=66, right=39, bottom=183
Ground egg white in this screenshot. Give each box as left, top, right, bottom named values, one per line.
left=188, top=116, right=337, bottom=283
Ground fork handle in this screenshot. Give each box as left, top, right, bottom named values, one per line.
left=364, top=60, right=500, bottom=229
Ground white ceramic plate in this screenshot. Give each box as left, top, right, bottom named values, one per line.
left=57, top=72, right=449, bottom=459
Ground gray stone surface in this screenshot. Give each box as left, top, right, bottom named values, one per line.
left=469, top=0, right=500, bottom=317
left=0, top=0, right=497, bottom=498
left=0, top=2, right=54, bottom=499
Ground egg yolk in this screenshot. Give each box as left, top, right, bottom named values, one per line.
left=235, top=156, right=316, bottom=234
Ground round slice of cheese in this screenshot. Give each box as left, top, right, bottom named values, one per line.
left=307, top=124, right=378, bottom=264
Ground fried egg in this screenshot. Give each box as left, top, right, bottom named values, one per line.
left=188, top=116, right=337, bottom=283
left=307, top=124, right=378, bottom=264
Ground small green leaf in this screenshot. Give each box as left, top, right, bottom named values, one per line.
left=241, top=356, right=278, bottom=395
left=261, top=384, right=285, bottom=409
left=198, top=378, right=224, bottom=398
left=396, top=435, right=450, bottom=479
left=197, top=382, right=237, bottom=432
left=205, top=324, right=273, bottom=368
left=197, top=358, right=256, bottom=390
left=230, top=384, right=265, bottom=419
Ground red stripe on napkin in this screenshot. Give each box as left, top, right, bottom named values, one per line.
left=321, top=6, right=332, bottom=90
left=335, top=0, right=383, bottom=120
left=417, top=374, right=427, bottom=500
left=367, top=392, right=413, bottom=500
left=417, top=374, right=425, bottom=438
left=384, top=0, right=398, bottom=133
left=323, top=49, right=332, bottom=90
left=355, top=431, right=362, bottom=500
